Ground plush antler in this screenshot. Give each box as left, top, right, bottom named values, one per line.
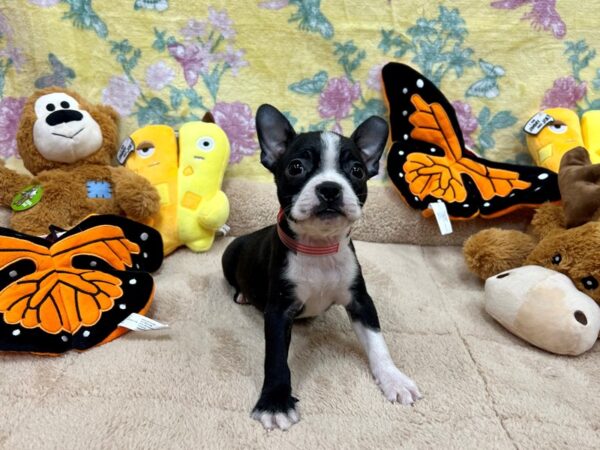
left=558, top=146, right=600, bottom=228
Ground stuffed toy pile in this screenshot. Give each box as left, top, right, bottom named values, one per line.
left=119, top=114, right=230, bottom=255
left=464, top=147, right=600, bottom=355
left=0, top=88, right=160, bottom=235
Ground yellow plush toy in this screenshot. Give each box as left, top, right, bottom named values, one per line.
left=525, top=108, right=600, bottom=172
left=119, top=118, right=230, bottom=255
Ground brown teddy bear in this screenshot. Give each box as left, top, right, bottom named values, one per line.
left=0, top=88, right=160, bottom=235
left=464, top=146, right=600, bottom=304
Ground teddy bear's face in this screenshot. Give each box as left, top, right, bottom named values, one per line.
left=526, top=223, right=600, bottom=304
left=33, top=92, right=103, bottom=164
left=16, top=87, right=119, bottom=175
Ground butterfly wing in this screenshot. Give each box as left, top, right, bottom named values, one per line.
left=0, top=215, right=163, bottom=354
left=382, top=62, right=560, bottom=219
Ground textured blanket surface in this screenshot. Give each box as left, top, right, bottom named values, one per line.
left=1, top=233, right=598, bottom=449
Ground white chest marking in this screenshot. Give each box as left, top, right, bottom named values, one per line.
left=285, top=243, right=358, bottom=318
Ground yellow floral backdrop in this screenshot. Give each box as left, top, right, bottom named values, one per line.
left=1, top=0, right=599, bottom=183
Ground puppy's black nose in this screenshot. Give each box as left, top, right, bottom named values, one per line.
left=316, top=181, right=342, bottom=203
left=46, top=109, right=83, bottom=126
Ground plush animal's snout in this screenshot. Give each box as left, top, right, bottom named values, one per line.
left=46, top=109, right=83, bottom=126
left=316, top=181, right=342, bottom=203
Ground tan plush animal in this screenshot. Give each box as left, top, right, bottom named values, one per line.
left=0, top=88, right=159, bottom=235
left=464, top=147, right=600, bottom=354
left=464, top=147, right=600, bottom=305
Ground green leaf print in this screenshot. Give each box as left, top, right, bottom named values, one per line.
left=61, top=0, right=108, bottom=38
left=353, top=99, right=386, bottom=127
left=477, top=108, right=517, bottom=152
left=288, top=0, right=334, bottom=40
left=333, top=41, right=365, bottom=81
left=110, top=39, right=141, bottom=76
left=289, top=71, right=328, bottom=95
left=565, top=39, right=596, bottom=82
left=379, top=6, right=474, bottom=85
left=136, top=97, right=172, bottom=126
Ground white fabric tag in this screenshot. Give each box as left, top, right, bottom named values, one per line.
left=118, top=313, right=169, bottom=331
left=116, top=137, right=135, bottom=164
left=428, top=202, right=453, bottom=235
left=523, top=112, right=554, bottom=135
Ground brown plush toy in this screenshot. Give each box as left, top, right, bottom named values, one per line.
left=0, top=88, right=160, bottom=235
left=464, top=146, right=600, bottom=304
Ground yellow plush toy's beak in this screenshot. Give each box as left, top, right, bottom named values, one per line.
left=526, top=108, right=583, bottom=172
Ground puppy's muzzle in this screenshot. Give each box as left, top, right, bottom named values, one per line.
left=315, top=181, right=344, bottom=217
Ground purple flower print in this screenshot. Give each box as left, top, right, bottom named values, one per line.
left=318, top=77, right=361, bottom=121
left=145, top=61, right=175, bottom=90
left=366, top=63, right=385, bottom=92
left=180, top=19, right=207, bottom=40
left=451, top=100, right=478, bottom=149
left=208, top=7, right=235, bottom=40
left=541, top=76, right=587, bottom=109
left=0, top=12, right=24, bottom=70
left=102, top=76, right=141, bottom=116
left=168, top=42, right=212, bottom=87
left=0, top=97, right=26, bottom=159
left=491, top=0, right=566, bottom=39
left=212, top=102, right=257, bottom=164
left=218, top=45, right=248, bottom=76
left=258, top=0, right=289, bottom=9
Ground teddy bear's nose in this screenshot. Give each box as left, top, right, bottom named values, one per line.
left=574, top=310, right=588, bottom=326
left=46, top=109, right=83, bottom=126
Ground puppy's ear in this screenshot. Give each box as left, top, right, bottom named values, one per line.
left=351, top=116, right=389, bottom=178
left=256, top=104, right=296, bottom=172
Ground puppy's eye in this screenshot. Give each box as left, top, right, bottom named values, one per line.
left=351, top=164, right=365, bottom=180
left=60, top=101, right=70, bottom=109
left=286, top=160, right=304, bottom=177
left=582, top=276, right=598, bottom=290
left=46, top=103, right=56, bottom=112
left=551, top=253, right=562, bottom=265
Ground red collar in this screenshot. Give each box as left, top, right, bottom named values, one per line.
left=276, top=209, right=341, bottom=256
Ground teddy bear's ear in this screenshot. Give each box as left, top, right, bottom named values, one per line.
left=529, top=204, right=566, bottom=239
left=558, top=146, right=600, bottom=228
left=93, top=104, right=120, bottom=125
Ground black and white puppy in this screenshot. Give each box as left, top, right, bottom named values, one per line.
left=222, top=104, right=421, bottom=431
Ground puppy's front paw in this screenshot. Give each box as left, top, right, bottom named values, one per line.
left=375, top=365, right=422, bottom=405
left=251, top=391, right=299, bottom=431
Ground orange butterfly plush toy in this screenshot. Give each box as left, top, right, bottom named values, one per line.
left=0, top=214, right=163, bottom=354
left=382, top=63, right=561, bottom=219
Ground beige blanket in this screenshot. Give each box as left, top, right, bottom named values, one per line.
left=0, top=216, right=598, bottom=448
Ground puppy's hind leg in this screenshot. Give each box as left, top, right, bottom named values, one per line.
left=221, top=236, right=245, bottom=304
